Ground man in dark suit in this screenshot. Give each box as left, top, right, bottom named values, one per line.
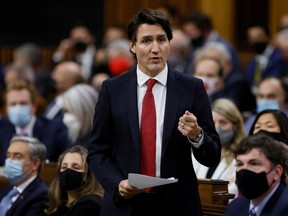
left=225, top=133, right=288, bottom=216
left=88, top=8, right=221, bottom=216
left=0, top=136, right=48, bottom=216
left=0, top=80, right=71, bottom=166
left=246, top=25, right=285, bottom=94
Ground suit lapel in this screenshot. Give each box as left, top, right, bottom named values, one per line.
left=162, top=69, right=179, bottom=156
left=125, top=71, right=141, bottom=155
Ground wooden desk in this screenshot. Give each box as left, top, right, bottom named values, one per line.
left=198, top=178, right=235, bottom=216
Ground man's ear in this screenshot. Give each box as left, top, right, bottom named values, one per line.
left=130, top=41, right=135, bottom=54
left=273, top=164, right=283, bottom=181
left=32, top=159, right=41, bottom=172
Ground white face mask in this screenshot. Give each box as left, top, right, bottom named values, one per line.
left=198, top=76, right=219, bottom=96
left=63, top=113, right=81, bottom=144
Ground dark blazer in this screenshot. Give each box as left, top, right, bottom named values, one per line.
left=88, top=67, right=221, bottom=216
left=225, top=181, right=288, bottom=216
left=0, top=116, right=71, bottom=166
left=50, top=194, right=102, bottom=216
left=246, top=48, right=285, bottom=86
left=0, top=177, right=48, bottom=216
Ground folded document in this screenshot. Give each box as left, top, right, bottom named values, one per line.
left=128, top=173, right=178, bottom=189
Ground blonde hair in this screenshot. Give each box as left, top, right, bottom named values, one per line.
left=212, top=98, right=247, bottom=163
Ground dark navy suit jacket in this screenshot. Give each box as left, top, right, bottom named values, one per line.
left=246, top=48, right=285, bottom=86
left=50, top=194, right=102, bottom=216
left=88, top=67, right=221, bottom=216
left=225, top=181, right=288, bottom=216
left=0, top=116, right=71, bottom=166
left=0, top=177, right=48, bottom=216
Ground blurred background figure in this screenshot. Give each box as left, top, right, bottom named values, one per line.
left=46, top=84, right=98, bottom=147
left=0, top=80, right=71, bottom=166
left=50, top=61, right=83, bottom=96
left=193, top=98, right=247, bottom=195
left=245, top=76, right=288, bottom=132
left=45, top=145, right=103, bottom=216
left=248, top=109, right=288, bottom=144
left=275, top=29, right=288, bottom=78
left=91, top=38, right=135, bottom=91
left=193, top=42, right=256, bottom=115
left=12, top=42, right=55, bottom=103
left=168, top=28, right=191, bottom=72
left=0, top=136, right=48, bottom=216
left=156, top=3, right=180, bottom=28
left=52, top=23, right=96, bottom=81
left=246, top=25, right=285, bottom=94
left=180, top=11, right=240, bottom=75
left=279, top=13, right=288, bottom=31
left=3, top=63, right=47, bottom=116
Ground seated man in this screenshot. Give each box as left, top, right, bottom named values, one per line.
left=0, top=136, right=48, bottom=216
left=0, top=80, right=71, bottom=165
left=225, top=133, right=288, bottom=216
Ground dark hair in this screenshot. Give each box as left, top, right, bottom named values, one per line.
left=180, top=11, right=213, bottom=32
left=235, top=133, right=286, bottom=180
left=248, top=109, right=288, bottom=144
left=127, top=8, right=173, bottom=43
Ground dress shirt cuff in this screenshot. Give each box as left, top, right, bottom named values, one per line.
left=188, top=128, right=204, bottom=148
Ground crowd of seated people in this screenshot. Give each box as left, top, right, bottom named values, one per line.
left=1, top=6, right=288, bottom=216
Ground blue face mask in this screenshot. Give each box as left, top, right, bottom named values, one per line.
left=8, top=105, right=32, bottom=127
left=4, top=159, right=27, bottom=185
left=256, top=99, right=280, bottom=113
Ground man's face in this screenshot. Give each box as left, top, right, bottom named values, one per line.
left=247, top=27, right=268, bottom=44
left=257, top=79, right=285, bottom=111
left=236, top=148, right=277, bottom=187
left=182, top=22, right=202, bottom=39
left=6, top=141, right=38, bottom=185
left=6, top=89, right=35, bottom=114
left=130, top=24, right=170, bottom=76
left=194, top=59, right=221, bottom=78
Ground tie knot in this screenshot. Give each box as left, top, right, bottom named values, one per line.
left=146, top=79, right=157, bottom=92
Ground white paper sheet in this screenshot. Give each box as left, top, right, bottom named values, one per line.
left=128, top=173, right=178, bottom=189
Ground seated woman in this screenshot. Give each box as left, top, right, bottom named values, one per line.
left=45, top=145, right=103, bottom=216
left=248, top=109, right=288, bottom=183
left=248, top=109, right=288, bottom=144
left=192, top=98, right=247, bottom=196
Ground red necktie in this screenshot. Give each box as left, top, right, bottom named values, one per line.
left=140, top=79, right=157, bottom=178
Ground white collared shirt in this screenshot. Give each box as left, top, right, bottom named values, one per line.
left=137, top=64, right=168, bottom=178
left=249, top=182, right=280, bottom=216
left=15, top=116, right=36, bottom=137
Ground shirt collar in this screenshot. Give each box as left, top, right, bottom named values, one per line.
left=15, top=115, right=36, bottom=137
left=136, top=64, right=168, bottom=87
left=16, top=175, right=37, bottom=194
left=249, top=182, right=280, bottom=215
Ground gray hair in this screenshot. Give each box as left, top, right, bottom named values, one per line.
left=201, top=41, right=232, bottom=62
left=276, top=29, right=288, bottom=45
left=59, top=84, right=98, bottom=139
left=10, top=136, right=46, bottom=174
left=13, top=42, right=41, bottom=65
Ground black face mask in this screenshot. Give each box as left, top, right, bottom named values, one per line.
left=236, top=169, right=271, bottom=199
left=74, top=41, right=87, bottom=52
left=252, top=42, right=268, bottom=54
left=191, top=36, right=205, bottom=49
left=59, top=168, right=84, bottom=191
left=255, top=130, right=288, bottom=144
